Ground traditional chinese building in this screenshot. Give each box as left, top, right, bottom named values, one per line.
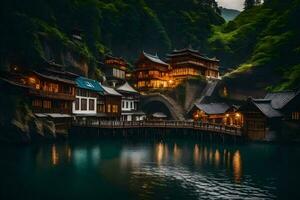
left=100, top=85, right=122, bottom=120
left=223, top=105, right=243, bottom=126
left=265, top=90, right=300, bottom=122
left=135, top=51, right=172, bottom=90
left=189, top=103, right=230, bottom=124
left=189, top=102, right=242, bottom=126
left=239, top=98, right=283, bottom=140
left=103, top=54, right=129, bottom=87
left=134, top=47, right=220, bottom=91
left=73, top=77, right=104, bottom=116
left=116, top=82, right=146, bottom=121
left=166, top=47, right=220, bottom=80
left=8, top=61, right=78, bottom=117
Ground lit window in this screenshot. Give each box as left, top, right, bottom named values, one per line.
left=107, top=104, right=111, bottom=113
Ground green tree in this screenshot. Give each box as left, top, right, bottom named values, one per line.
left=244, top=0, right=255, bottom=10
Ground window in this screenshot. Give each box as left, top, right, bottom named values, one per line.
left=75, top=98, right=80, bottom=110
left=126, top=101, right=128, bottom=109
left=292, top=112, right=300, bottom=120
left=131, top=102, right=134, bottom=109
left=32, top=99, right=42, bottom=107
left=89, top=99, right=95, bottom=111
left=98, top=104, right=105, bottom=113
left=112, top=105, right=118, bottom=113
left=81, top=99, right=87, bottom=111
left=107, top=104, right=111, bottom=113
left=122, top=101, right=125, bottom=109
left=43, top=100, right=52, bottom=109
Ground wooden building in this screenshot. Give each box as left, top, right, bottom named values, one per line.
left=135, top=52, right=172, bottom=90
left=116, top=82, right=146, bottom=121
left=239, top=98, right=283, bottom=140
left=224, top=105, right=243, bottom=126
left=100, top=85, right=122, bottom=120
left=103, top=54, right=129, bottom=87
left=189, top=102, right=231, bottom=124
left=8, top=62, right=79, bottom=117
left=27, top=70, right=77, bottom=116
left=265, top=90, right=300, bottom=122
left=166, top=47, right=220, bottom=80
left=73, top=76, right=104, bottom=116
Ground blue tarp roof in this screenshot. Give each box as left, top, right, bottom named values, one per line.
left=75, top=77, right=104, bottom=93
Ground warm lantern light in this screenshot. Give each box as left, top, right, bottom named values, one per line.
left=225, top=114, right=229, bottom=117
left=28, top=77, right=36, bottom=84
left=236, top=113, right=241, bottom=118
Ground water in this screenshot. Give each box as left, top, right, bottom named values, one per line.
left=0, top=139, right=299, bottom=200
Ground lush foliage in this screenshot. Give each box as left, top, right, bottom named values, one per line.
left=0, top=0, right=223, bottom=76
left=210, top=0, right=300, bottom=90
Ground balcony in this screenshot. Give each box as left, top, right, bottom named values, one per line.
left=29, top=89, right=75, bottom=101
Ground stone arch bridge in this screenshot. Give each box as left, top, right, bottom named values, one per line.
left=140, top=80, right=219, bottom=120
left=140, top=93, right=185, bottom=120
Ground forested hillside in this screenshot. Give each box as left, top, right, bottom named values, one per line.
left=0, top=0, right=223, bottom=77
left=210, top=0, right=300, bottom=91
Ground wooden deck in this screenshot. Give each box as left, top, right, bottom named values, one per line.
left=72, top=120, right=242, bottom=136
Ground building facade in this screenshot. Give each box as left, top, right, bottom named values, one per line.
left=166, top=48, right=220, bottom=80
left=103, top=55, right=129, bottom=87
left=134, top=48, right=220, bottom=91
left=100, top=85, right=122, bottom=120
left=239, top=98, right=283, bottom=140
left=73, top=77, right=104, bottom=116
left=116, top=82, right=145, bottom=121
left=135, top=52, right=172, bottom=90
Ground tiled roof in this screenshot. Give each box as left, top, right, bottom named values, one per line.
left=167, top=47, right=219, bottom=62
left=194, top=103, right=230, bottom=115
left=101, top=85, right=122, bottom=96
left=34, top=71, right=76, bottom=85
left=143, top=52, right=169, bottom=66
left=117, top=82, right=138, bottom=94
left=75, top=77, right=104, bottom=92
left=251, top=99, right=282, bottom=118
left=265, top=90, right=299, bottom=109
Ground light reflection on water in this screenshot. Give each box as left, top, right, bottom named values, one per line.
left=2, top=140, right=298, bottom=199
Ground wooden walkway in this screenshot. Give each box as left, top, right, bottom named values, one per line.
left=72, top=120, right=242, bottom=136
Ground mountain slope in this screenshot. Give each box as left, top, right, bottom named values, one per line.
left=0, top=0, right=224, bottom=76
left=210, top=0, right=300, bottom=93
left=221, top=8, right=240, bottom=21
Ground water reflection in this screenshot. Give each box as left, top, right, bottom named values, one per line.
left=13, top=140, right=285, bottom=199
left=233, top=150, right=242, bottom=183
left=173, top=143, right=181, bottom=163
left=51, top=144, right=58, bottom=165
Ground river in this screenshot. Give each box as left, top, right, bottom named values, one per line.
left=0, top=139, right=299, bottom=199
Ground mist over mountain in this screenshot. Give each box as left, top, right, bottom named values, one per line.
left=221, top=7, right=240, bottom=21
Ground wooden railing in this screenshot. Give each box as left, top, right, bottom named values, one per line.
left=72, top=120, right=242, bottom=136
left=29, top=89, right=75, bottom=101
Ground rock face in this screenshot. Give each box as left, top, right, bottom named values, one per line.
left=0, top=88, right=60, bottom=143
left=42, top=40, right=90, bottom=76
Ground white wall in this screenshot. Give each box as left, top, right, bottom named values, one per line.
left=121, top=99, right=135, bottom=111
left=72, top=96, right=97, bottom=115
